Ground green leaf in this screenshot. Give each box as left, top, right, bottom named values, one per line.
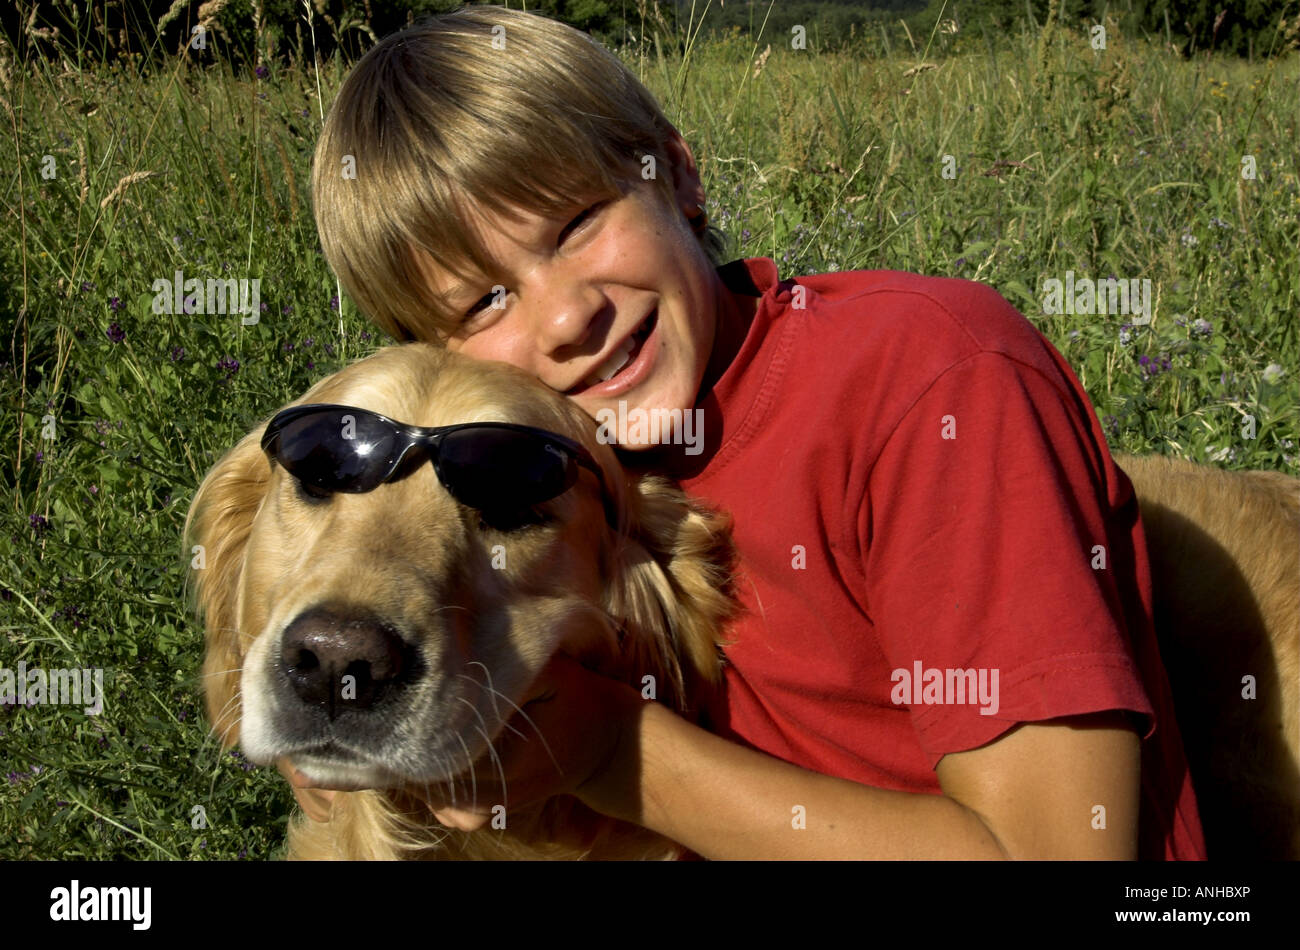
left=19, top=785, right=43, bottom=815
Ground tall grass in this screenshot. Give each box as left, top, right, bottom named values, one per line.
left=1, top=5, right=1295, bottom=858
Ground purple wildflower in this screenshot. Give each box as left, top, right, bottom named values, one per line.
left=170, top=345, right=185, bottom=362
left=81, top=281, right=95, bottom=293
left=282, top=304, right=294, bottom=315
left=29, top=513, right=49, bottom=533
left=329, top=295, right=339, bottom=311
left=255, top=64, right=269, bottom=79
left=108, top=296, right=123, bottom=311
left=106, top=323, right=125, bottom=343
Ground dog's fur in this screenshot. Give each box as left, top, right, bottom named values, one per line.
left=1116, top=453, right=1300, bottom=859
left=187, top=344, right=1300, bottom=859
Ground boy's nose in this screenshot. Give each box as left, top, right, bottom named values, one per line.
left=530, top=280, right=612, bottom=357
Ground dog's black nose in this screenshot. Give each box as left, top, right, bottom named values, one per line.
left=279, top=608, right=414, bottom=715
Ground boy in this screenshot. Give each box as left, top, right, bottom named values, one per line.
left=291, top=5, right=1205, bottom=859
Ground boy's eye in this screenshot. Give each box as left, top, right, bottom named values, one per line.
left=466, top=290, right=499, bottom=316
left=455, top=284, right=513, bottom=337
left=557, top=201, right=607, bottom=245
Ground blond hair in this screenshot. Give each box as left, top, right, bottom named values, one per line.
left=312, top=5, right=724, bottom=342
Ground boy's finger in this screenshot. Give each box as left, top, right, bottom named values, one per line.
left=432, top=807, right=491, bottom=832
left=294, top=785, right=338, bottom=823
left=277, top=757, right=338, bottom=822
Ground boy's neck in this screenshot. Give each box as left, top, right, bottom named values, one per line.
left=699, top=262, right=760, bottom=399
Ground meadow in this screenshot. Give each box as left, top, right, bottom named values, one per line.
left=1, top=7, right=1296, bottom=858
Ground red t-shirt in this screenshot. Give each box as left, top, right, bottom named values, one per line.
left=655, top=257, right=1205, bottom=860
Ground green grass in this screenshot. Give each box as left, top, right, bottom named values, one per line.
left=1, top=9, right=1296, bottom=858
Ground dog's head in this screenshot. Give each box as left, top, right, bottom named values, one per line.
left=185, top=344, right=733, bottom=793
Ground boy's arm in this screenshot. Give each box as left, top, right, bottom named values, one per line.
left=584, top=684, right=1141, bottom=860
left=281, top=653, right=1141, bottom=859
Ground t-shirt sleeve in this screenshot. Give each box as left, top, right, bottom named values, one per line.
left=860, top=348, right=1155, bottom=770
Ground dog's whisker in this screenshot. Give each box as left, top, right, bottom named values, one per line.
left=452, top=731, right=481, bottom=812
left=454, top=693, right=524, bottom=780
left=465, top=660, right=503, bottom=724
left=455, top=673, right=531, bottom=741
left=454, top=688, right=526, bottom=744
left=482, top=697, right=562, bottom=778
left=471, top=724, right=509, bottom=813
left=435, top=754, right=459, bottom=810
left=198, top=665, right=246, bottom=679
left=467, top=682, right=559, bottom=771
left=208, top=694, right=243, bottom=738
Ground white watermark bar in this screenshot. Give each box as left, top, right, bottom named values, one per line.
left=1041, top=271, right=1152, bottom=324
left=595, top=400, right=706, bottom=455
left=890, top=661, right=1000, bottom=716
left=0, top=662, right=105, bottom=715
left=151, top=269, right=261, bottom=324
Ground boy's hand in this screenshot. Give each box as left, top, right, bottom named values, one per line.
left=278, top=654, right=644, bottom=830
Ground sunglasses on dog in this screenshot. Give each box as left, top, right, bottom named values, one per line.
left=261, top=403, right=603, bottom=511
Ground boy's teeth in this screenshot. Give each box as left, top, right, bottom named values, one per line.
left=586, top=336, right=636, bottom=386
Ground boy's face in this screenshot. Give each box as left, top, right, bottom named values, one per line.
left=412, top=161, right=720, bottom=451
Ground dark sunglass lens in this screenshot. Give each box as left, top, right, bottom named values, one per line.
left=438, top=428, right=574, bottom=509
left=275, top=410, right=399, bottom=492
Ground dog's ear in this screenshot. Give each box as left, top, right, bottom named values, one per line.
left=604, top=475, right=736, bottom=710
left=184, top=429, right=271, bottom=747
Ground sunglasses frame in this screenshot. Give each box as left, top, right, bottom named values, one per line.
left=260, top=403, right=605, bottom=510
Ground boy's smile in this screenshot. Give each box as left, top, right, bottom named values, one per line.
left=413, top=170, right=731, bottom=452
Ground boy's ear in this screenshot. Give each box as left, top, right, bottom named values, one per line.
left=661, top=125, right=706, bottom=217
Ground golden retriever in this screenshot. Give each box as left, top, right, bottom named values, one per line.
left=186, top=343, right=735, bottom=859
left=186, top=343, right=1299, bottom=859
